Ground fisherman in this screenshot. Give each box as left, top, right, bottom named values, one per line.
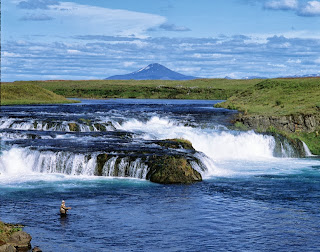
left=60, top=200, right=71, bottom=216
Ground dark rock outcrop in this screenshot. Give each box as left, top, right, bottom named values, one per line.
left=96, top=153, right=108, bottom=176
left=0, top=244, right=16, bottom=252
left=146, top=155, right=202, bottom=184
left=7, top=231, right=32, bottom=251
left=153, top=139, right=195, bottom=151
left=93, top=138, right=204, bottom=184
left=0, top=244, right=17, bottom=252
left=0, top=226, right=32, bottom=252
left=32, top=246, right=42, bottom=252
left=271, top=133, right=306, bottom=158
left=235, top=114, right=320, bottom=133
left=233, top=113, right=320, bottom=156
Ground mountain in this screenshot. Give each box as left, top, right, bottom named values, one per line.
left=241, top=74, right=320, bottom=79
left=106, top=63, right=198, bottom=80
left=280, top=73, right=320, bottom=78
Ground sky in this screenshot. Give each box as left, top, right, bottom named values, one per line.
left=1, top=0, right=320, bottom=81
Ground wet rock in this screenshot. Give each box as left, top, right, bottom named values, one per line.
left=271, top=133, right=306, bottom=158
left=0, top=244, right=16, bottom=252
left=7, top=231, right=31, bottom=251
left=146, top=155, right=202, bottom=184
left=235, top=114, right=320, bottom=133
left=154, top=138, right=195, bottom=151
left=96, top=153, right=108, bottom=176
left=93, top=123, right=107, bottom=132
left=32, top=246, right=42, bottom=252
left=68, top=123, right=80, bottom=132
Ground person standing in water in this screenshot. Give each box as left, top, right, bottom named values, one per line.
left=60, top=200, right=71, bottom=216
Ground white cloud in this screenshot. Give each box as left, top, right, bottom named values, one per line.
left=267, top=63, right=286, bottom=68
left=67, top=49, right=81, bottom=54
left=287, top=59, right=302, bottom=64
left=174, top=67, right=201, bottom=74
left=123, top=61, right=135, bottom=67
left=299, top=1, right=320, bottom=16
left=2, top=52, right=22, bottom=57
left=12, top=1, right=166, bottom=38
left=315, top=58, right=320, bottom=64
left=264, top=0, right=298, bottom=10
left=191, top=53, right=226, bottom=59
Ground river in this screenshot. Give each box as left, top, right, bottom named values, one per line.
left=1, top=99, right=320, bottom=251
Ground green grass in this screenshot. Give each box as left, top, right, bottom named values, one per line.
left=217, top=78, right=320, bottom=115
left=7, top=79, right=261, bottom=100
left=1, top=83, right=78, bottom=105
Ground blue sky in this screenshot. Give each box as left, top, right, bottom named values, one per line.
left=2, top=0, right=320, bottom=81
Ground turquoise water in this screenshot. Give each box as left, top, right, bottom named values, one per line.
left=1, top=99, right=320, bottom=251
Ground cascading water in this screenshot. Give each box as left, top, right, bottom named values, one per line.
left=1, top=99, right=320, bottom=252
left=0, top=99, right=318, bottom=182
left=0, top=117, right=116, bottom=132
left=0, top=148, right=150, bottom=179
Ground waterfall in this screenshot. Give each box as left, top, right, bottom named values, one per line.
left=118, top=116, right=306, bottom=160
left=0, top=118, right=116, bottom=132
left=302, top=141, right=314, bottom=157
left=0, top=147, right=155, bottom=180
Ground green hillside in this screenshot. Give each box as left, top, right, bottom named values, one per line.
left=1, top=83, right=77, bottom=105
left=216, top=78, right=320, bottom=115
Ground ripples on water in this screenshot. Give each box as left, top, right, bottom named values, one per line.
left=1, top=99, right=320, bottom=251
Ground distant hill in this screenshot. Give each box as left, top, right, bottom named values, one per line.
left=106, top=63, right=198, bottom=80
left=281, top=73, right=320, bottom=78
left=241, top=74, right=320, bottom=80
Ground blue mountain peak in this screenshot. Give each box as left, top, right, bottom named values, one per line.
left=106, top=63, right=197, bottom=80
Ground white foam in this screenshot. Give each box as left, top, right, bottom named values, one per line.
left=118, top=116, right=275, bottom=161
left=302, top=141, right=314, bottom=157
left=117, top=116, right=320, bottom=177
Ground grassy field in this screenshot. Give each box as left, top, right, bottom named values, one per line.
left=9, top=79, right=261, bottom=100
left=216, top=78, right=320, bottom=115
left=2, top=77, right=319, bottom=116
left=1, top=83, right=77, bottom=105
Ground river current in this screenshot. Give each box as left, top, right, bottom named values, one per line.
left=0, top=99, right=320, bottom=251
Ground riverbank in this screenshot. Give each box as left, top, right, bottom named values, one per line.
left=216, top=78, right=320, bottom=154
left=2, top=78, right=319, bottom=153
left=0, top=220, right=32, bottom=251
left=0, top=83, right=78, bottom=106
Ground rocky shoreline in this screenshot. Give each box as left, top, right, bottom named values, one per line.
left=0, top=221, right=39, bottom=252
left=234, top=114, right=319, bottom=133
left=232, top=113, right=320, bottom=155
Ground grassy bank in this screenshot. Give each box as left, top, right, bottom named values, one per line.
left=217, top=78, right=320, bottom=154
left=1, top=83, right=77, bottom=105
left=216, top=78, right=320, bottom=115
left=10, top=79, right=261, bottom=100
